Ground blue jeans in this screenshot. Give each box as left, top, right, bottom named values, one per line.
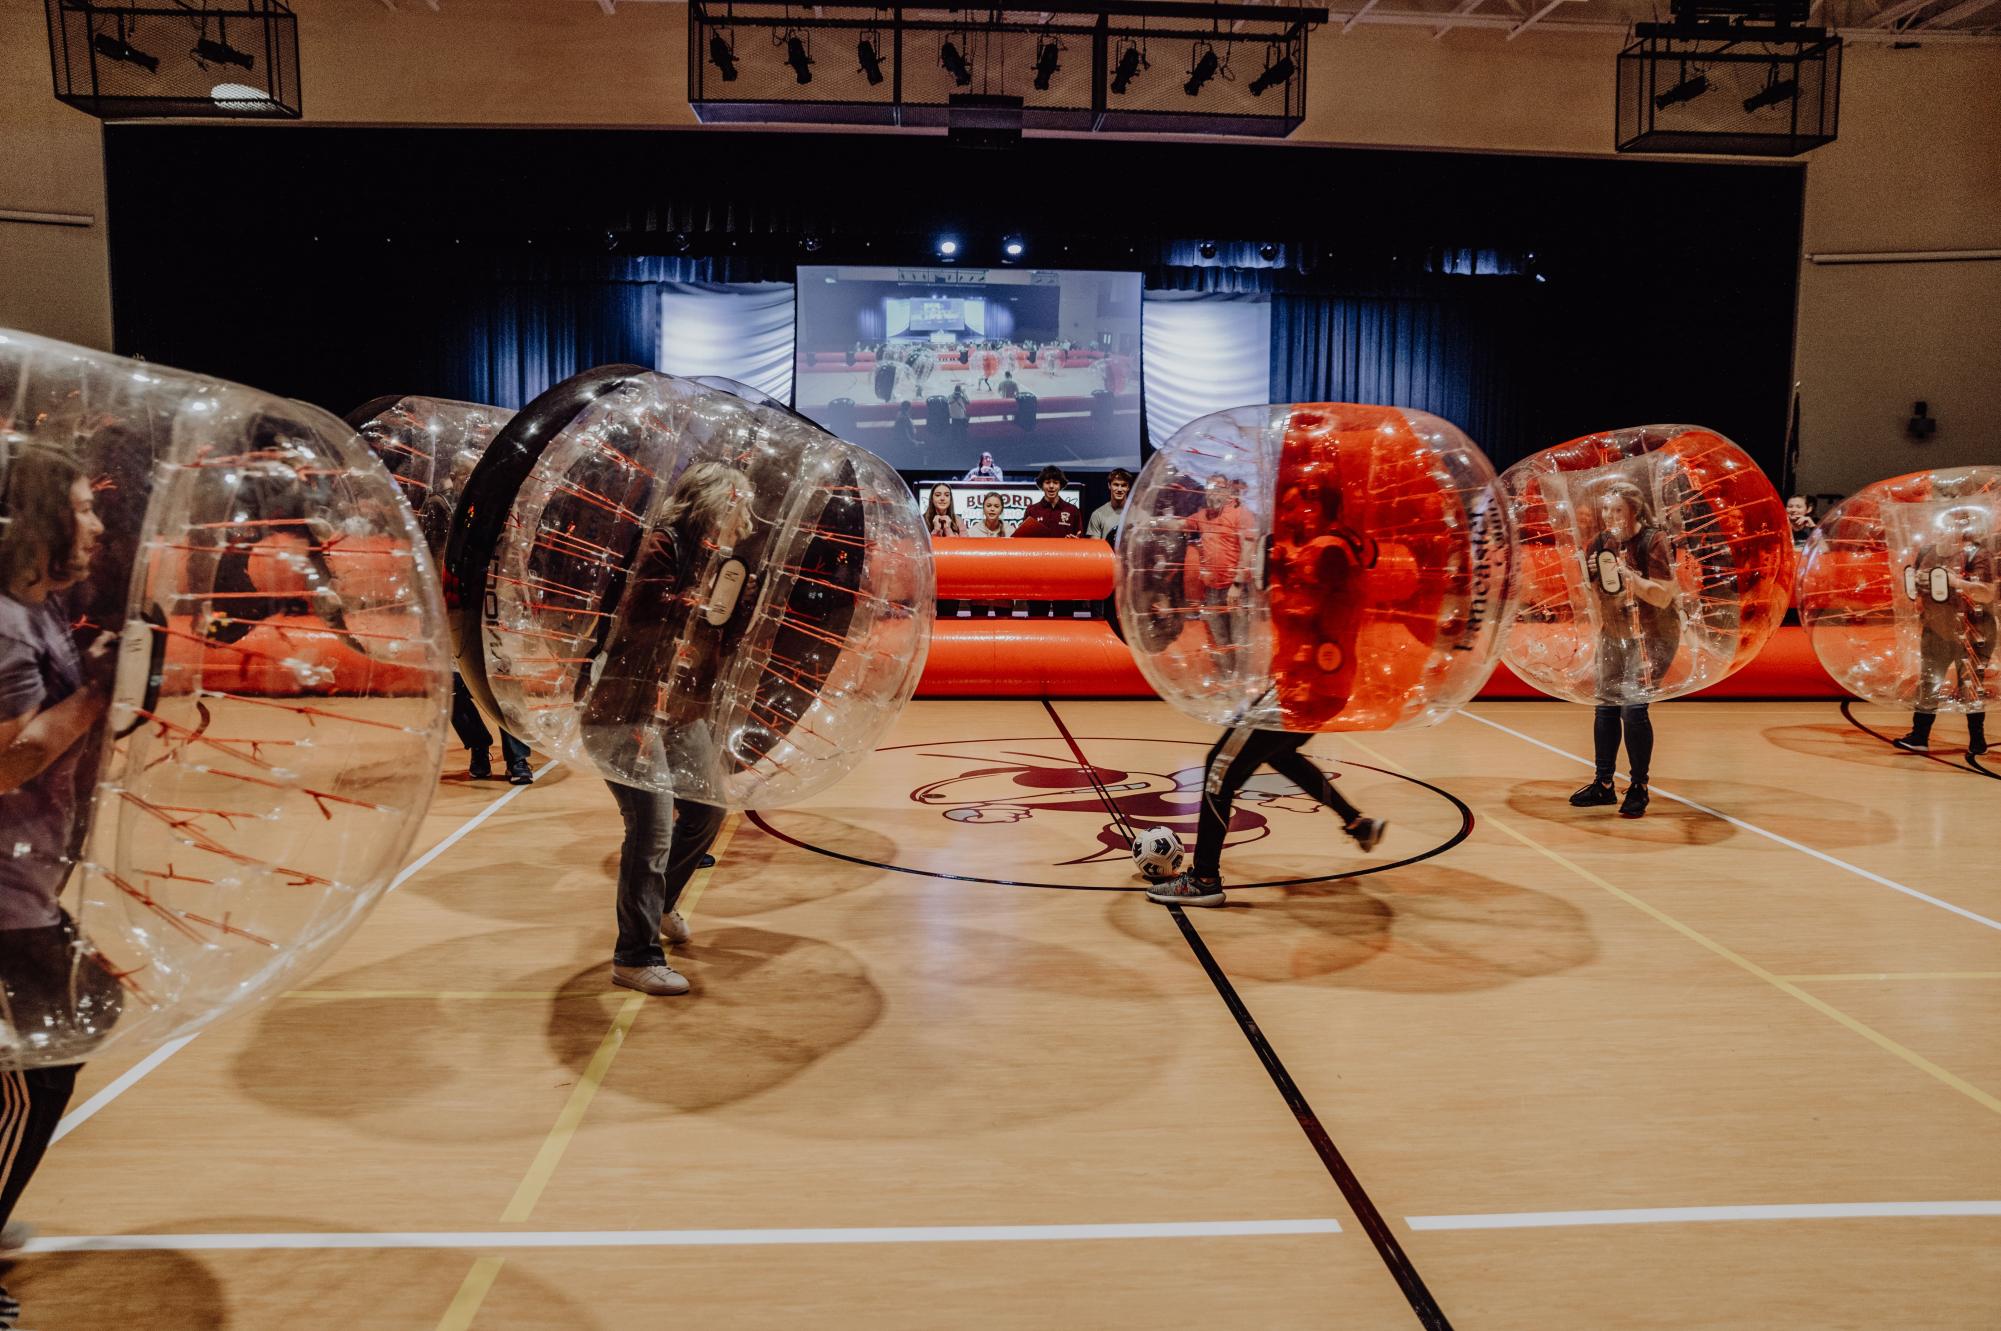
left=607, top=782, right=725, bottom=968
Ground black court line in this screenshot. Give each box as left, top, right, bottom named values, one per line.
left=1042, top=700, right=1453, bottom=1331
left=1839, top=700, right=2000, bottom=782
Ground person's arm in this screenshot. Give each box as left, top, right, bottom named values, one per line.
left=0, top=636, right=112, bottom=795
left=1623, top=533, right=1678, bottom=609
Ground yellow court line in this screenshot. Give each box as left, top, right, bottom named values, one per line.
left=1340, top=737, right=2001, bottom=1120
left=283, top=990, right=616, bottom=1001
left=434, top=1255, right=505, bottom=1331
left=1782, top=973, right=2001, bottom=983
left=673, top=813, right=740, bottom=924
left=501, top=993, right=648, bottom=1223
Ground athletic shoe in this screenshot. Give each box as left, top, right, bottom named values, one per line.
left=1968, top=733, right=1988, bottom=758
left=506, top=759, right=535, bottom=785
left=1619, top=785, right=1650, bottom=818
left=699, top=853, right=717, bottom=869
left=661, top=910, right=690, bottom=946
left=1345, top=817, right=1387, bottom=853
left=1892, top=733, right=1928, bottom=752
left=467, top=748, right=492, bottom=780
left=0, top=1284, right=20, bottom=1324
left=0, top=1222, right=33, bottom=1252
left=1145, top=873, right=1226, bottom=908
left=612, top=963, right=690, bottom=996
left=1569, top=779, right=1618, bottom=807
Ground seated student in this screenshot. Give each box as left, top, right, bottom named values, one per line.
left=1012, top=465, right=1084, bottom=618
left=965, top=492, right=1015, bottom=617
left=925, top=482, right=965, bottom=620
left=963, top=452, right=1005, bottom=484
left=1786, top=495, right=1816, bottom=546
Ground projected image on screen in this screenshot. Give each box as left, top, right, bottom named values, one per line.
left=795, top=266, right=1142, bottom=470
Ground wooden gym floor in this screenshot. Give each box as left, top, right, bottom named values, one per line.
left=12, top=698, right=2000, bottom=1329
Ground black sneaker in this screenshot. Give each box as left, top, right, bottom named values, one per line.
left=698, top=853, right=717, bottom=869
left=1969, top=732, right=1989, bottom=758
left=1569, top=779, right=1618, bottom=807
left=1344, top=816, right=1387, bottom=853
left=1891, top=733, right=1929, bottom=752
left=1619, top=784, right=1650, bottom=818
left=506, top=759, right=535, bottom=785
left=467, top=748, right=493, bottom=780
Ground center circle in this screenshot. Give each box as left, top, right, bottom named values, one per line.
left=747, top=734, right=1474, bottom=892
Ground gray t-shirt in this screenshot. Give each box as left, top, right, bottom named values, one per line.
left=1087, top=501, right=1126, bottom=542
left=0, top=593, right=88, bottom=929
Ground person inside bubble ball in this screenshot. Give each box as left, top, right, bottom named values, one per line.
left=1569, top=479, right=1681, bottom=818
left=1893, top=507, right=1996, bottom=757
left=581, top=461, right=752, bottom=998
left=1146, top=700, right=1386, bottom=910
left=0, top=442, right=126, bottom=1321
left=1185, top=473, right=1257, bottom=669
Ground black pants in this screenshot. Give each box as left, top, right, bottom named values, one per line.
left=1908, top=710, right=1987, bottom=744
left=0, top=1064, right=79, bottom=1227
left=1592, top=705, right=1655, bottom=785
left=1194, top=727, right=1360, bottom=880
left=451, top=675, right=528, bottom=765
left=607, top=782, right=726, bottom=968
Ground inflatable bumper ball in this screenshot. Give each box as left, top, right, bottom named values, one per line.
left=1117, top=402, right=1512, bottom=731
left=1799, top=466, right=2000, bottom=712
left=1502, top=425, right=1794, bottom=705
left=347, top=395, right=516, bottom=560
left=445, top=367, right=933, bottom=809
left=0, top=330, right=451, bottom=1068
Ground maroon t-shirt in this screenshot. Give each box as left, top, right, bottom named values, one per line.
left=1012, top=497, right=1082, bottom=539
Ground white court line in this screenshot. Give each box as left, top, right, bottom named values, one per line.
left=24, top=1218, right=1343, bottom=1254
left=1457, top=709, right=2001, bottom=934
left=50, top=760, right=560, bottom=1143
left=1407, top=1201, right=2001, bottom=1231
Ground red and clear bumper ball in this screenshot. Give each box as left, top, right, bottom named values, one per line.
left=1798, top=466, right=2000, bottom=712
left=348, top=395, right=515, bottom=561
left=0, top=330, right=451, bottom=1068
left=1501, top=426, right=1795, bottom=705
left=1116, top=402, right=1511, bottom=731
left=446, top=367, right=933, bottom=809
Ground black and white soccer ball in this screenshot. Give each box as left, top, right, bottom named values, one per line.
left=1130, top=826, right=1186, bottom=881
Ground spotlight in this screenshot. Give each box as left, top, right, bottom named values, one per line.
left=1652, top=72, right=1709, bottom=110
left=785, top=35, right=814, bottom=85
left=802, top=235, right=823, bottom=253
left=709, top=34, right=738, bottom=82
left=192, top=34, right=254, bottom=71
left=1110, top=44, right=1145, bottom=95
left=1003, top=236, right=1025, bottom=259
left=1743, top=76, right=1799, bottom=112
left=1197, top=240, right=1217, bottom=260
left=671, top=231, right=693, bottom=254
left=1249, top=51, right=1294, bottom=96
left=1258, top=242, right=1279, bottom=262
left=937, top=237, right=960, bottom=259
left=93, top=31, right=159, bottom=74
left=1032, top=38, right=1061, bottom=92
left=857, top=37, right=884, bottom=86
left=1184, top=45, right=1218, bottom=97
left=941, top=40, right=973, bottom=88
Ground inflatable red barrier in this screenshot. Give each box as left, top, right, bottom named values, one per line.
left=932, top=537, right=1115, bottom=600
left=917, top=619, right=1150, bottom=697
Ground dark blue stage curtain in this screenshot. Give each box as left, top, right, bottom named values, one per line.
left=1268, top=289, right=1531, bottom=467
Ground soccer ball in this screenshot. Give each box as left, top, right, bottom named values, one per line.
left=1130, top=826, right=1186, bottom=881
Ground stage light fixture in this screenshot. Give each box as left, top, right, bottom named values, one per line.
left=1110, top=43, right=1145, bottom=95
left=1258, top=241, right=1279, bottom=261
left=1652, top=71, right=1709, bottom=110
left=1032, top=38, right=1061, bottom=92
left=1249, top=50, right=1294, bottom=96
left=1003, top=236, right=1026, bottom=259
left=937, top=237, right=960, bottom=258
left=709, top=33, right=739, bottom=82
left=1184, top=45, right=1218, bottom=97
left=802, top=235, right=823, bottom=253
left=941, top=39, right=973, bottom=88
left=1197, top=240, right=1218, bottom=259
left=671, top=231, right=693, bottom=254
left=857, top=37, right=885, bottom=85
left=192, top=33, right=255, bottom=71
left=786, top=34, right=814, bottom=84
left=1743, top=75, right=1800, bottom=112
left=93, top=30, right=159, bottom=74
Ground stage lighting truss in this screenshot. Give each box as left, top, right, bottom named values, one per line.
left=45, top=0, right=301, bottom=119
left=1616, top=0, right=1839, bottom=156
left=687, top=1, right=1320, bottom=138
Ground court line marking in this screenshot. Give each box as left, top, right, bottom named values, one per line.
left=283, top=990, right=615, bottom=1001
left=1341, top=735, right=2001, bottom=1120
left=1407, top=1201, right=2001, bottom=1231
left=1781, top=973, right=2001, bottom=983
left=1455, top=710, right=2001, bottom=934
left=51, top=761, right=560, bottom=1145
left=23, top=1219, right=1346, bottom=1254
left=435, top=1255, right=505, bottom=1331
left=500, top=993, right=647, bottom=1223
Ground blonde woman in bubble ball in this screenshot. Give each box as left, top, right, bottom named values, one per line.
left=581, top=461, right=751, bottom=997
left=1568, top=480, right=1681, bottom=819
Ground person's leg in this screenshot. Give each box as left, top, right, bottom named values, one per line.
left=1619, top=703, right=1654, bottom=817
left=500, top=728, right=534, bottom=783
left=451, top=675, right=495, bottom=777
left=607, top=782, right=673, bottom=972
left=0, top=1064, right=80, bottom=1227
left=1150, top=726, right=1266, bottom=906
left=1968, top=710, right=1988, bottom=756
left=1264, top=734, right=1387, bottom=850
left=659, top=801, right=726, bottom=917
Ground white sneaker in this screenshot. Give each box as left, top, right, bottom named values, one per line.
left=661, top=910, right=690, bottom=946
left=612, top=963, right=690, bottom=996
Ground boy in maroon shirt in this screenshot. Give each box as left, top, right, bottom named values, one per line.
left=1012, top=464, right=1083, bottom=616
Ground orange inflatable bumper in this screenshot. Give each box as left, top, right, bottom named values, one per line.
left=917, top=619, right=1150, bottom=697
left=932, top=538, right=1114, bottom=600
